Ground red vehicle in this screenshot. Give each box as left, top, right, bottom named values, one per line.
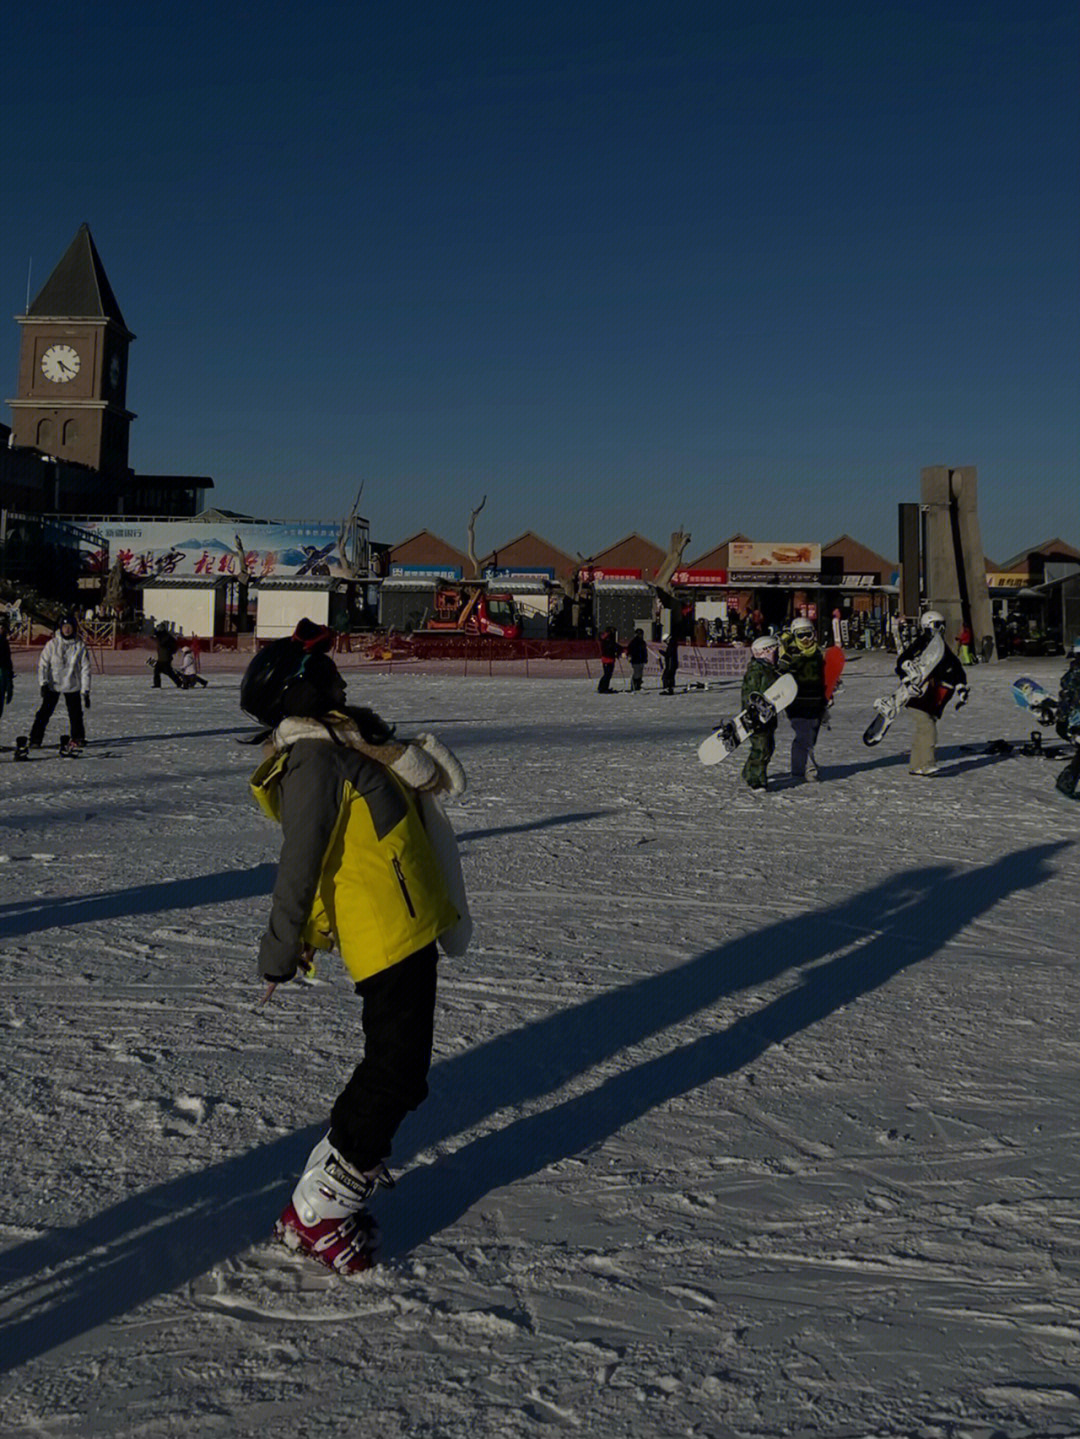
left=424, top=582, right=523, bottom=639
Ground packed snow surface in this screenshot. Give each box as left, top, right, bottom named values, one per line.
left=1, top=654, right=1078, bottom=1438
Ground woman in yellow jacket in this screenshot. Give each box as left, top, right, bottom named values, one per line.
left=243, top=621, right=466, bottom=1274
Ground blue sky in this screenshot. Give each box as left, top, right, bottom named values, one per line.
left=2, top=1, right=1076, bottom=562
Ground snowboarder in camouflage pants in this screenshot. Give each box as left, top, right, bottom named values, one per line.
left=741, top=634, right=781, bottom=790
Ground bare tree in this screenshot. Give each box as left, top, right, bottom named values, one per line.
left=653, top=528, right=691, bottom=607
left=466, top=496, right=487, bottom=580
left=233, top=534, right=253, bottom=632
left=103, top=554, right=128, bottom=614
left=337, top=481, right=366, bottom=579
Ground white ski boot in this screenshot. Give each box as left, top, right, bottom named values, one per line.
left=275, top=1136, right=393, bottom=1275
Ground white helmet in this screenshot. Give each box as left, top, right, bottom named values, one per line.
left=751, top=634, right=779, bottom=661
left=790, top=616, right=817, bottom=649
left=920, top=611, right=946, bottom=632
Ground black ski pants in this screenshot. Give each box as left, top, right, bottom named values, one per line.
left=153, top=661, right=183, bottom=688
left=330, top=941, right=438, bottom=1172
left=29, top=688, right=85, bottom=746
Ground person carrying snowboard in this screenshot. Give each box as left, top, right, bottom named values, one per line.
left=28, top=614, right=91, bottom=752
left=152, top=623, right=184, bottom=688
left=625, top=628, right=648, bottom=692
left=741, top=633, right=781, bottom=791
left=242, top=618, right=466, bottom=1275
left=778, top=616, right=827, bottom=781
left=1053, top=639, right=1080, bottom=800
left=898, top=611, right=968, bottom=776
left=660, top=631, right=679, bottom=694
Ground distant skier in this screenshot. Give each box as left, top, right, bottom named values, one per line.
left=897, top=611, right=968, bottom=776
left=625, top=628, right=648, bottom=692
left=242, top=618, right=466, bottom=1274
left=28, top=614, right=91, bottom=752
left=152, top=624, right=184, bottom=688
left=178, top=646, right=208, bottom=688
left=597, top=628, right=621, bottom=693
left=778, top=616, right=828, bottom=781
left=0, top=613, right=13, bottom=737
left=1054, top=639, right=1080, bottom=800
left=660, top=632, right=679, bottom=694
left=741, top=634, right=781, bottom=791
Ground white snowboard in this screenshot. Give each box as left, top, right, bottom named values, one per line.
left=697, top=673, right=798, bottom=766
left=862, top=632, right=945, bottom=747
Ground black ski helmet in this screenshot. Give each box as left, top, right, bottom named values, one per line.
left=239, top=633, right=345, bottom=727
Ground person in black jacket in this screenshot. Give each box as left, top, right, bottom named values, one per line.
left=778, top=616, right=827, bottom=780
left=625, top=628, right=649, bottom=691
left=898, top=611, right=968, bottom=776
left=597, top=628, right=621, bottom=693
left=0, top=613, right=13, bottom=736
left=660, top=632, right=679, bottom=694
left=152, top=624, right=184, bottom=688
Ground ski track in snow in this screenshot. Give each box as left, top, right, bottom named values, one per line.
left=1, top=656, right=1079, bottom=1438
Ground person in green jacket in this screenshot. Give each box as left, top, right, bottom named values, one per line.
left=778, top=616, right=828, bottom=780
left=741, top=633, right=781, bottom=790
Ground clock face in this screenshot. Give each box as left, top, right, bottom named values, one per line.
left=109, top=353, right=122, bottom=389
left=41, top=343, right=81, bottom=384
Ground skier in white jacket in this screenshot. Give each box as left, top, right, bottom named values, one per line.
left=28, top=615, right=92, bottom=751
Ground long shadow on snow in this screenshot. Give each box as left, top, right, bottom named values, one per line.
left=0, top=807, right=607, bottom=937
left=0, top=864, right=277, bottom=939
left=0, top=767, right=247, bottom=832
left=0, top=842, right=1066, bottom=1369
left=819, top=744, right=1011, bottom=782
left=456, top=810, right=613, bottom=843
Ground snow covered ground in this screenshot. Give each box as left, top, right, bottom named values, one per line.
left=1, top=652, right=1078, bottom=1439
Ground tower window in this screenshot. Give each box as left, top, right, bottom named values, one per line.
left=63, top=418, right=79, bottom=445
left=36, top=419, right=54, bottom=447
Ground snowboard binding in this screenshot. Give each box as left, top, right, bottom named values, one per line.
left=13, top=735, right=29, bottom=762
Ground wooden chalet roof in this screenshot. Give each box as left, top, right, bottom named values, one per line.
left=387, top=530, right=470, bottom=570
left=822, top=534, right=897, bottom=576
left=684, top=534, right=751, bottom=569
left=998, top=538, right=1080, bottom=573
left=479, top=531, right=577, bottom=582
left=589, top=532, right=666, bottom=579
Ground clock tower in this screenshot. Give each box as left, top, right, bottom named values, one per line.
left=7, top=223, right=135, bottom=481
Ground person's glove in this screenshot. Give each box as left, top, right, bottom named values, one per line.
left=83, top=693, right=91, bottom=709
left=40, top=683, right=54, bottom=699
left=953, top=684, right=969, bottom=710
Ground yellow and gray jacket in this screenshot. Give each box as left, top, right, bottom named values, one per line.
left=250, top=715, right=464, bottom=984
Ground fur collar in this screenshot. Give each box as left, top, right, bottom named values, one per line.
left=272, top=713, right=449, bottom=794
left=273, top=712, right=362, bottom=751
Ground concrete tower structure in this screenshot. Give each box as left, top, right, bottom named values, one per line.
left=920, top=466, right=995, bottom=661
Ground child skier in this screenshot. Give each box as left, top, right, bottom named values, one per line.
left=896, top=611, right=968, bottom=775
left=178, top=646, right=208, bottom=688
left=741, top=633, right=781, bottom=791
left=242, top=619, right=466, bottom=1274
left=1054, top=639, right=1080, bottom=800
left=28, top=614, right=91, bottom=752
